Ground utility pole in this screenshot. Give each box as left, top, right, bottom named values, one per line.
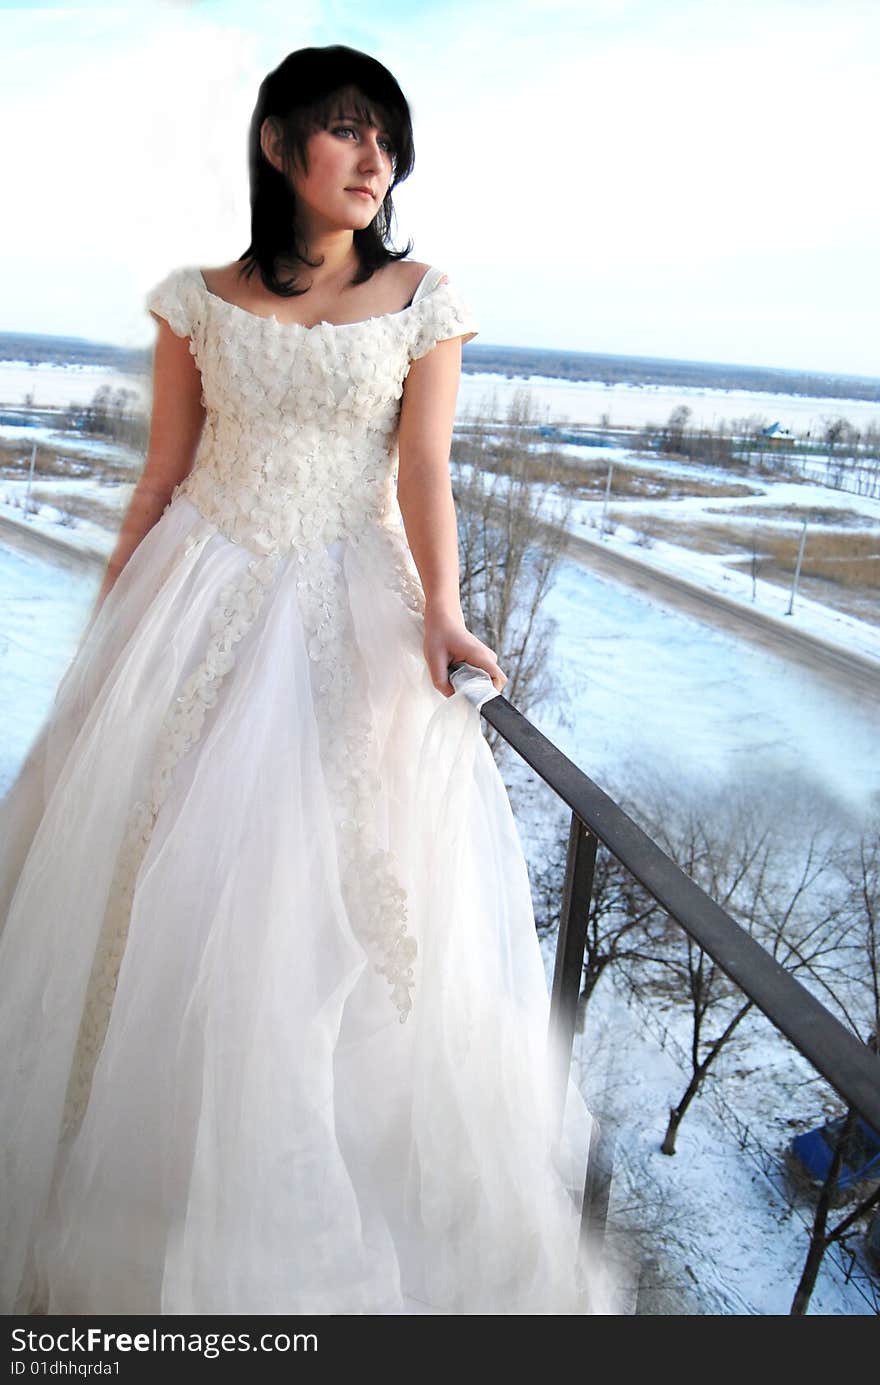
left=600, top=460, right=614, bottom=538
left=23, top=441, right=37, bottom=520
left=786, top=519, right=807, bottom=615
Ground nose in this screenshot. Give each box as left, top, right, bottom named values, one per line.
left=358, top=133, right=386, bottom=170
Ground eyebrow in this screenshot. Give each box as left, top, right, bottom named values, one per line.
left=333, top=113, right=390, bottom=134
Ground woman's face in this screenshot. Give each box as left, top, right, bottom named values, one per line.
left=283, top=92, right=395, bottom=232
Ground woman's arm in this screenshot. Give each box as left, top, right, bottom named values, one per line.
left=89, top=317, right=205, bottom=620
left=397, top=336, right=507, bottom=699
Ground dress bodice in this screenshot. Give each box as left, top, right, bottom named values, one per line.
left=139, top=263, right=479, bottom=1021
left=144, top=263, right=479, bottom=559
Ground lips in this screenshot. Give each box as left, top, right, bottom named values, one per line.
left=346, top=187, right=375, bottom=198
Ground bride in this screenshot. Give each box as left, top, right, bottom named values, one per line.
left=0, top=42, right=620, bottom=1316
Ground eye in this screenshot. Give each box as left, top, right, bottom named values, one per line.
left=331, top=125, right=394, bottom=156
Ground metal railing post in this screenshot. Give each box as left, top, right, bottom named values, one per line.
left=548, top=812, right=596, bottom=1137
left=581, top=1112, right=616, bottom=1249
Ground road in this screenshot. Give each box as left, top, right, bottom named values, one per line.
left=538, top=517, right=880, bottom=708
left=0, top=513, right=105, bottom=577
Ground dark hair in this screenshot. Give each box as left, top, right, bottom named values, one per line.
left=237, top=45, right=415, bottom=298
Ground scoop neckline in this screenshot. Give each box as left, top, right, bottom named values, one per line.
left=190, top=264, right=439, bottom=331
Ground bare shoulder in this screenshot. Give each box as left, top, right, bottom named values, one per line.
left=404, top=259, right=447, bottom=290
left=198, top=262, right=249, bottom=296
left=199, top=258, right=441, bottom=317
left=367, top=260, right=437, bottom=313
left=198, top=261, right=281, bottom=316
left=401, top=258, right=432, bottom=284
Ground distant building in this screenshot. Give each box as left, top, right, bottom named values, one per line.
left=761, top=420, right=792, bottom=444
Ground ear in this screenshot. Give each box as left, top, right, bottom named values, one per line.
left=260, top=117, right=285, bottom=175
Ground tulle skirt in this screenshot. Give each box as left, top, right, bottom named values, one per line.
left=0, top=493, right=619, bottom=1315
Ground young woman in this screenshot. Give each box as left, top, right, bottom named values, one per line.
left=0, top=44, right=618, bottom=1315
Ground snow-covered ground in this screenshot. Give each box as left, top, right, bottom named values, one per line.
left=2, top=356, right=878, bottom=435
left=0, top=474, right=129, bottom=564
left=550, top=454, right=880, bottom=666
left=452, top=432, right=880, bottom=667
left=534, top=550, right=879, bottom=824
left=0, top=542, right=94, bottom=794
left=0, top=422, right=137, bottom=470
left=0, top=361, right=133, bottom=409
left=458, top=371, right=880, bottom=435
left=565, top=972, right=877, bottom=1315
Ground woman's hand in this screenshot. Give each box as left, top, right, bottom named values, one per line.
left=423, top=603, right=508, bottom=699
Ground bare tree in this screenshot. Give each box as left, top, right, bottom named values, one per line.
left=788, top=816, right=880, bottom=1314
left=613, top=777, right=848, bottom=1156
left=822, top=417, right=860, bottom=490
left=453, top=385, right=574, bottom=760
left=68, top=383, right=144, bottom=449
left=531, top=830, right=666, bottom=1015
left=789, top=1089, right=880, bottom=1315
left=658, top=404, right=692, bottom=457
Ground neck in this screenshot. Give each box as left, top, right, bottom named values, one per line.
left=287, top=224, right=358, bottom=286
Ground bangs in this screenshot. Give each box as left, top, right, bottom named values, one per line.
left=306, top=85, right=403, bottom=158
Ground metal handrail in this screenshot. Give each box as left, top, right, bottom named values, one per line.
left=476, top=691, right=880, bottom=1139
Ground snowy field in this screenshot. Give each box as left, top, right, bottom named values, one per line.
left=0, top=472, right=126, bottom=564
left=2, top=356, right=879, bottom=435
left=0, top=360, right=129, bottom=410
left=539, top=449, right=880, bottom=665
left=458, top=372, right=880, bottom=435
left=565, top=971, right=876, bottom=1315
left=535, top=551, right=878, bottom=823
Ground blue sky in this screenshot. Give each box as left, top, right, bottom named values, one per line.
left=2, top=0, right=878, bottom=375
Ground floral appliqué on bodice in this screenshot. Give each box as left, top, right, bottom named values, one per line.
left=60, top=263, right=479, bottom=1139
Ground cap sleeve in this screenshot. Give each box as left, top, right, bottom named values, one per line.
left=406, top=273, right=479, bottom=363
left=145, top=266, right=196, bottom=339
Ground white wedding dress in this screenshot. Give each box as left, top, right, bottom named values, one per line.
left=0, top=263, right=619, bottom=1315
